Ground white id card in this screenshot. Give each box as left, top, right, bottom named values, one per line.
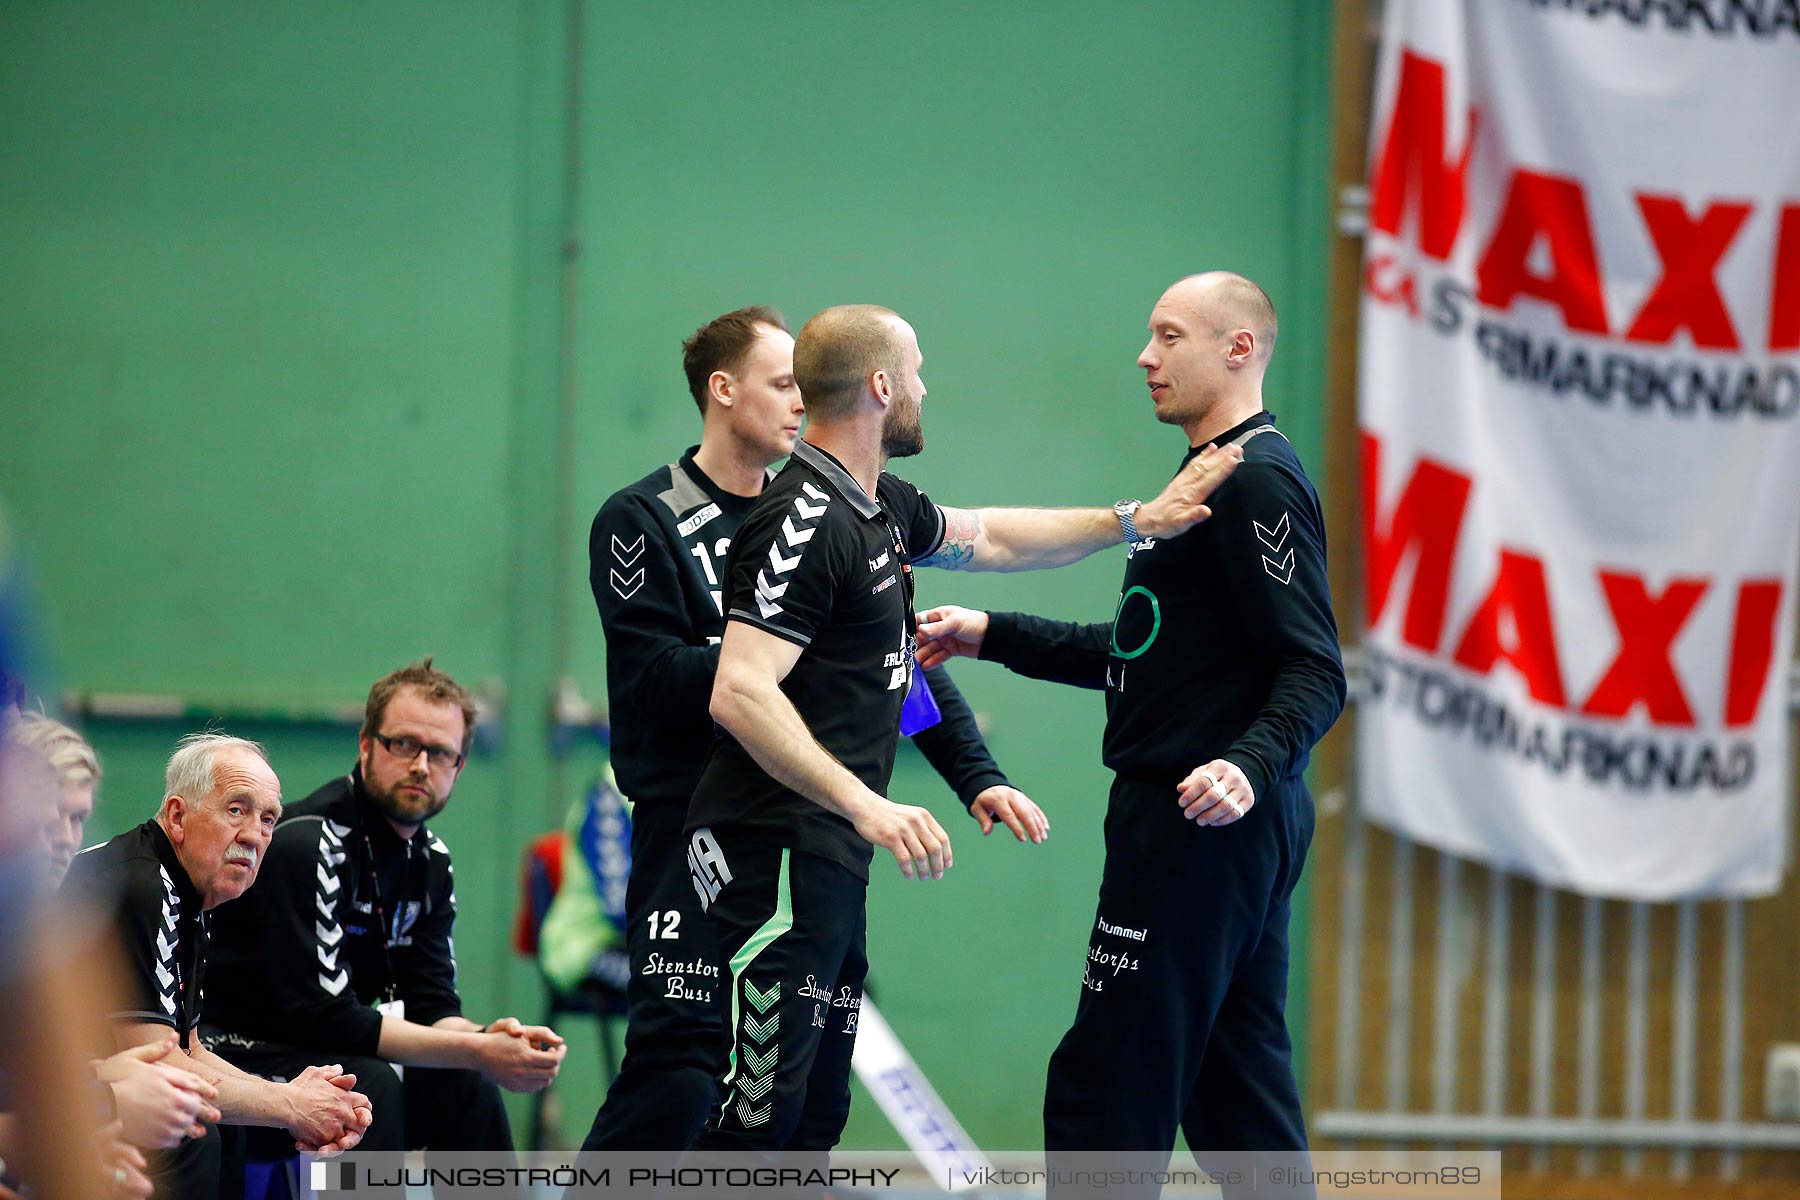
left=376, top=999, right=405, bottom=1079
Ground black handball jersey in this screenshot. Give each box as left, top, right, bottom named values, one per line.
left=685, top=439, right=946, bottom=879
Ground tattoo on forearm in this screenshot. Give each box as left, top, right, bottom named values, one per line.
left=920, top=506, right=980, bottom=570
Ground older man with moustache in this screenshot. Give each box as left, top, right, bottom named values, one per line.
left=63, top=733, right=373, bottom=1199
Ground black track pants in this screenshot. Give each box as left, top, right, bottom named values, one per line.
left=1043, top=773, right=1315, bottom=1199
left=148, top=1119, right=221, bottom=1199
left=204, top=1031, right=517, bottom=1198
left=582, top=801, right=725, bottom=1151
left=686, top=832, right=868, bottom=1153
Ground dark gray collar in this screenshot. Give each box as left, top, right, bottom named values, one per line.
left=792, top=440, right=879, bottom=518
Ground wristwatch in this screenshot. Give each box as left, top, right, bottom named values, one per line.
left=1113, top=498, right=1143, bottom=544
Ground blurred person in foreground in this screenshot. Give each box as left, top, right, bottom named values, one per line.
left=0, top=722, right=124, bottom=1200
left=0, top=516, right=125, bottom=1199
left=10, top=710, right=101, bottom=889
left=204, top=660, right=564, bottom=1172
left=2, top=714, right=222, bottom=1199
left=62, top=733, right=373, bottom=1198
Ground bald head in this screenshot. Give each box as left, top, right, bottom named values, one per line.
left=1167, top=272, right=1278, bottom=365
left=793, top=305, right=911, bottom=421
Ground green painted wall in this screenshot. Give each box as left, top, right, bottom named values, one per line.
left=1, top=0, right=1334, bottom=1151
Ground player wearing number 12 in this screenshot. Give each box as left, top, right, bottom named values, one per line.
left=581, top=307, right=1047, bottom=1152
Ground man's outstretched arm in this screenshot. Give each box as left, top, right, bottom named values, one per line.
left=916, top=605, right=1112, bottom=690
left=913, top=442, right=1241, bottom=572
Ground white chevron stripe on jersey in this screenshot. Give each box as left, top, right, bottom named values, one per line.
left=796, top=481, right=830, bottom=518
left=779, top=515, right=816, bottom=547
left=154, top=886, right=179, bottom=1013
left=767, top=539, right=801, bottom=574
left=754, top=574, right=785, bottom=618
left=315, top=824, right=349, bottom=994
left=753, top=488, right=832, bottom=619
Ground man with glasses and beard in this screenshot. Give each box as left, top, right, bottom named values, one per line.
left=204, top=660, right=566, bottom=1162
left=682, top=305, right=1240, bottom=1155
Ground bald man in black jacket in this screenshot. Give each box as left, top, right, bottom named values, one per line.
left=918, top=273, right=1344, bottom=1194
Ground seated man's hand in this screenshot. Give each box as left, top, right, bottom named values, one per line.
left=485, top=1017, right=568, bottom=1053
left=969, top=785, right=1048, bottom=844
left=476, top=1028, right=566, bottom=1093
left=97, top=1121, right=153, bottom=1199
left=95, top=1037, right=220, bottom=1148
left=281, top=1065, right=372, bottom=1154
left=914, top=606, right=989, bottom=669
left=1134, top=441, right=1242, bottom=540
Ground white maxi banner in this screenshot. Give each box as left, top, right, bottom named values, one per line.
left=1356, top=0, right=1800, bottom=899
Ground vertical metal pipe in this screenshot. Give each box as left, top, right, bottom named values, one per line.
left=1671, top=902, right=1699, bottom=1179
left=1529, top=882, right=1556, bottom=1172
left=1385, top=835, right=1416, bottom=1130
left=548, top=0, right=586, bottom=767
left=551, top=0, right=584, bottom=704
left=1334, top=805, right=1369, bottom=1112
left=1624, top=901, right=1651, bottom=1177
left=1720, top=898, right=1744, bottom=1181
left=1480, top=866, right=1510, bottom=1135
left=1577, top=896, right=1603, bottom=1175
left=1432, top=852, right=1463, bottom=1123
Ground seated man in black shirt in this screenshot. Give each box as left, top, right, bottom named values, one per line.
left=204, top=660, right=565, bottom=1163
left=685, top=304, right=1240, bottom=1154
left=64, top=733, right=373, bottom=1199
left=581, top=306, right=1049, bottom=1152
left=917, top=273, right=1346, bottom=1196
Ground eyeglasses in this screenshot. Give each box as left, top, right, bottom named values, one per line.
left=372, top=732, right=465, bottom=771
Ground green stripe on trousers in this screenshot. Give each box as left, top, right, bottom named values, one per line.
left=719, top=847, right=792, bottom=1111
